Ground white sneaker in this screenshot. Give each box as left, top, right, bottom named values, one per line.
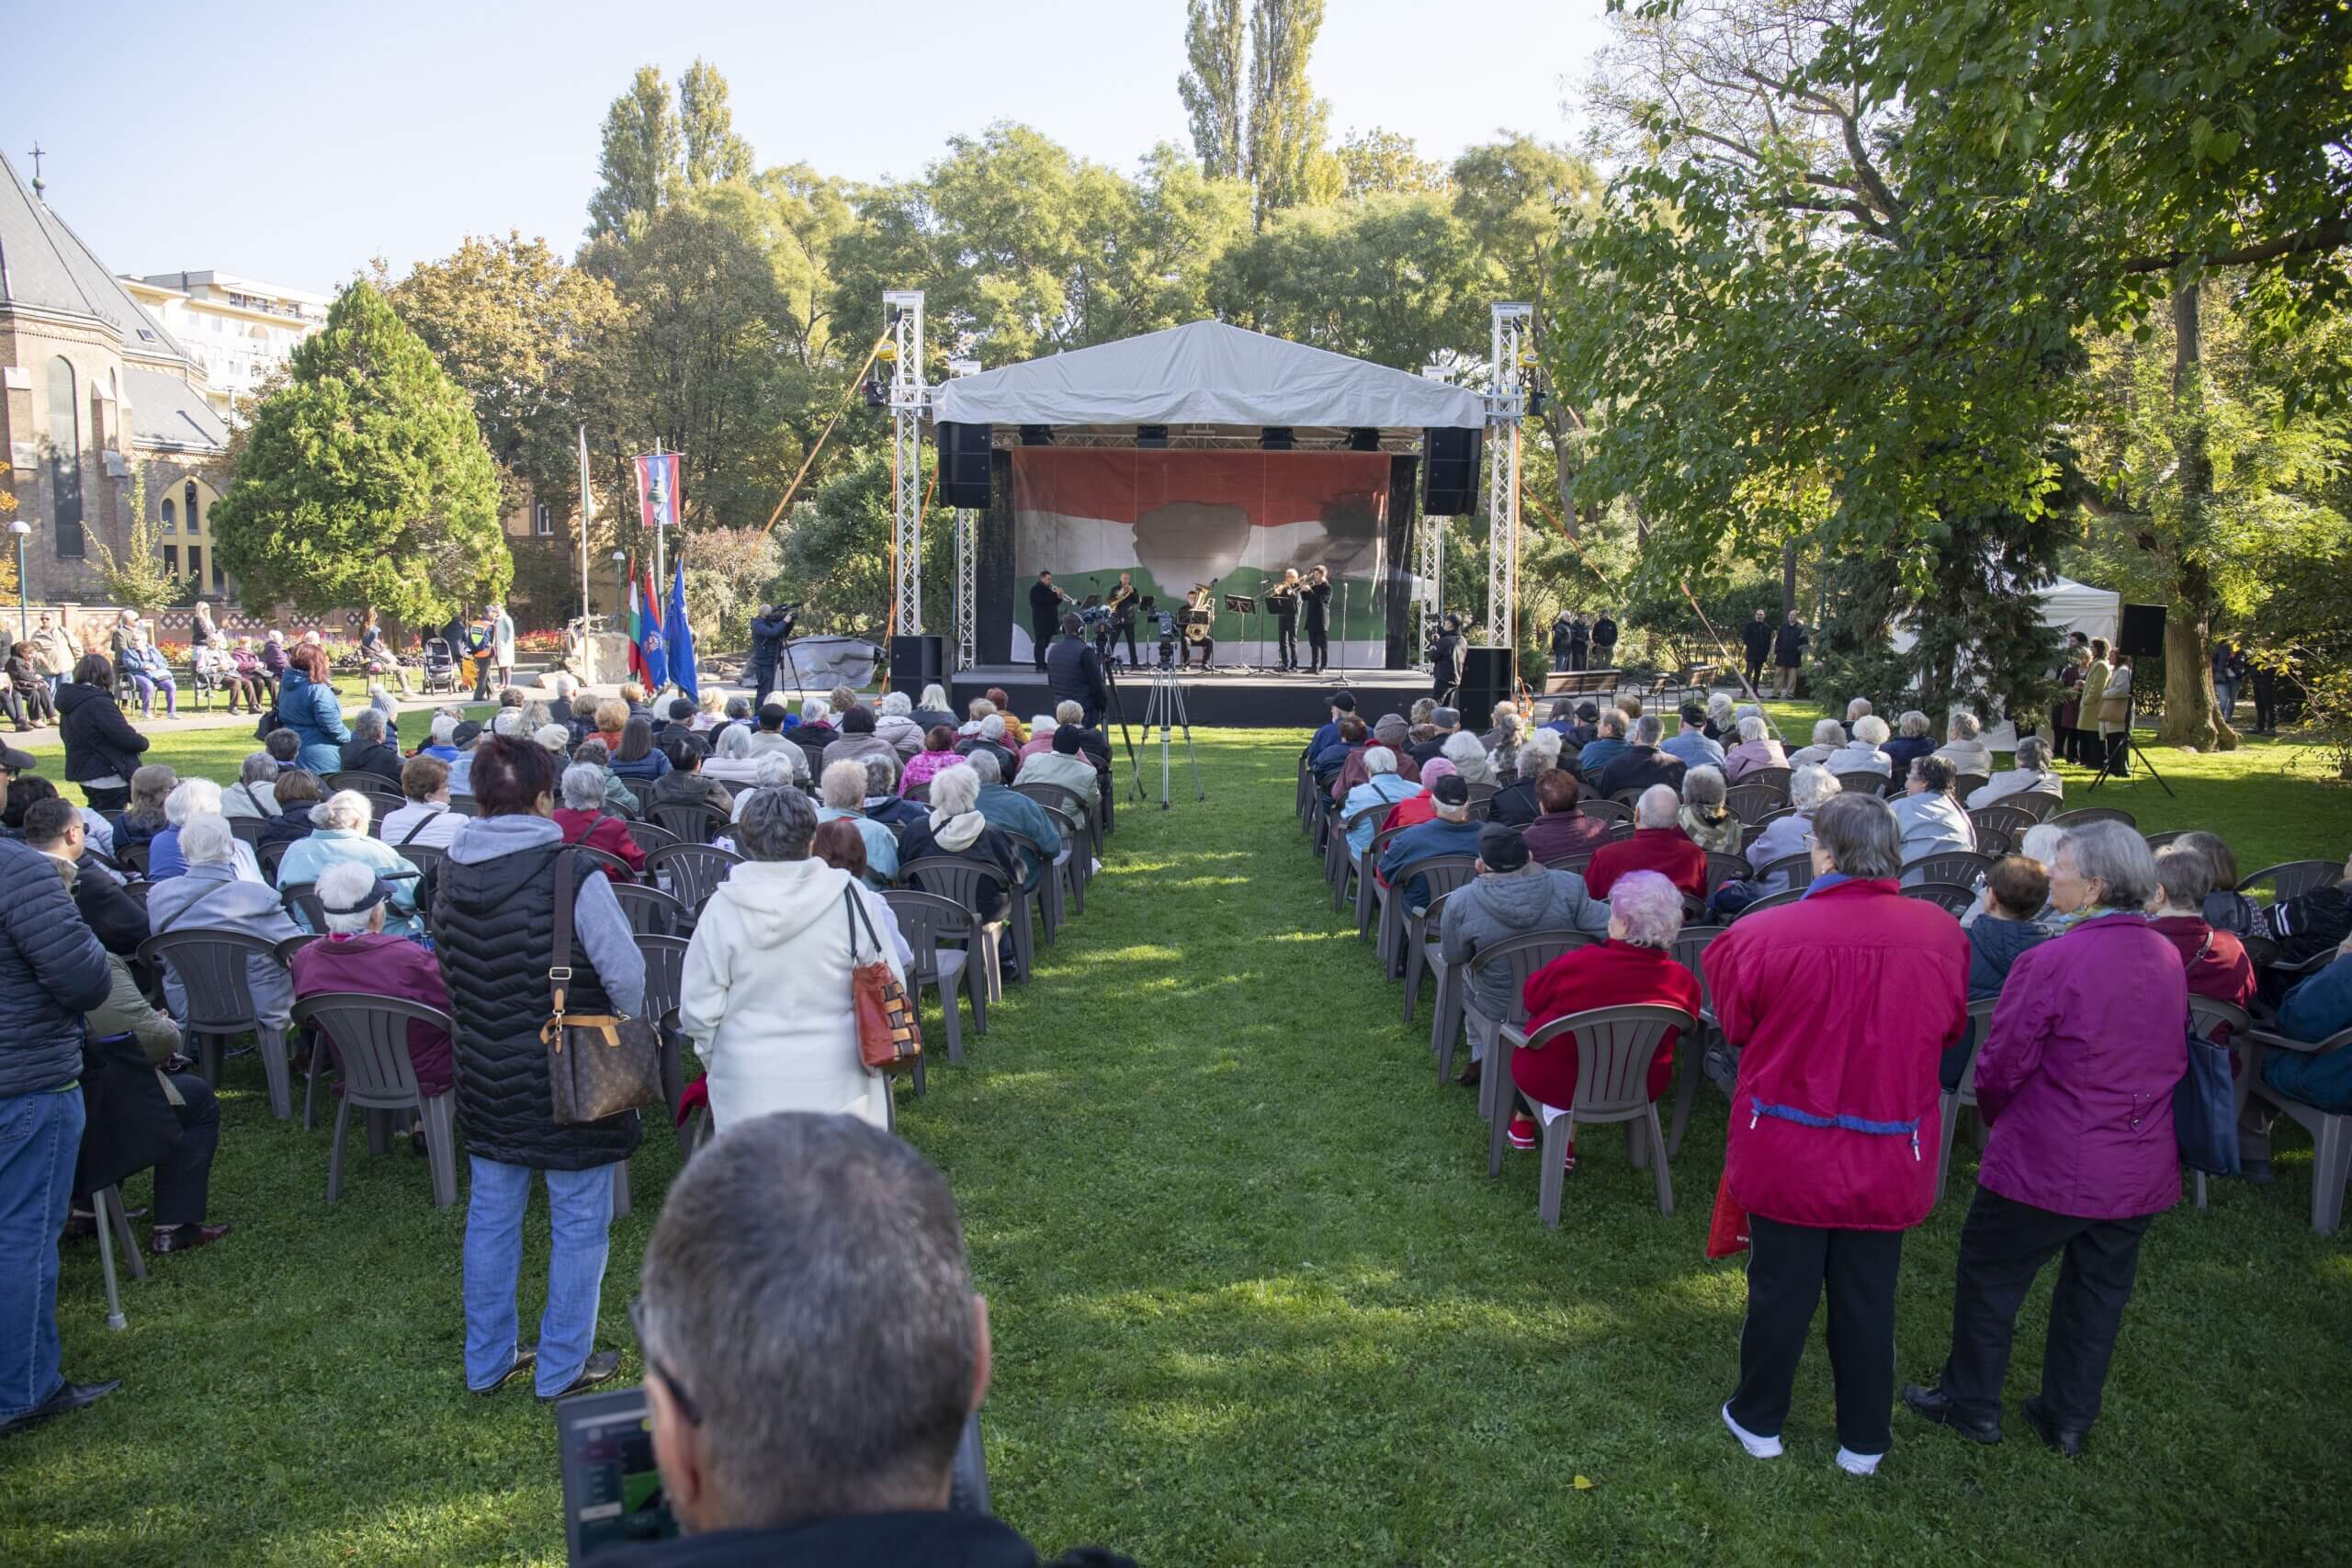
left=1722, top=1403, right=1782, bottom=1460
left=1835, top=1447, right=1883, bottom=1477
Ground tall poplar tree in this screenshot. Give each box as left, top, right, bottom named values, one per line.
left=587, top=66, right=682, bottom=240
left=1178, top=0, right=1247, bottom=179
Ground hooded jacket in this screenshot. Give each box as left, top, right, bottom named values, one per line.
left=1705, top=877, right=1968, bottom=1230
left=277, top=666, right=352, bottom=773
left=679, top=858, right=903, bottom=1132
left=876, top=711, right=926, bottom=758
left=1440, top=863, right=1612, bottom=1021
left=1966, top=915, right=2053, bottom=1001
left=56, top=680, right=151, bottom=784
left=0, top=838, right=112, bottom=1098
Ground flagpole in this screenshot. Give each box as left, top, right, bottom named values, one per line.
left=576, top=424, right=594, bottom=633
left=652, top=439, right=667, bottom=656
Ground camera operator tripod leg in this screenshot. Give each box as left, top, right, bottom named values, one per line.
left=2085, top=706, right=2177, bottom=798
left=1133, top=668, right=1204, bottom=808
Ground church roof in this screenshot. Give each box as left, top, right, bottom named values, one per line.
left=0, top=150, right=198, bottom=367
left=123, top=367, right=230, bottom=454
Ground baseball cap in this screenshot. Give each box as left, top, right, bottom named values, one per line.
left=1432, top=706, right=1461, bottom=728
left=1430, top=773, right=1471, bottom=807
left=0, top=743, right=37, bottom=776
left=451, top=720, right=484, bottom=746
left=1329, top=692, right=1357, bottom=713
left=320, top=873, right=396, bottom=917
left=1477, top=823, right=1531, bottom=873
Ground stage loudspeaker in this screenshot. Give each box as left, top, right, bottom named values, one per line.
left=888, top=634, right=945, bottom=694
left=1457, top=646, right=1514, bottom=716
left=936, top=423, right=993, bottom=508
left=2119, top=603, right=2167, bottom=660
left=1424, top=427, right=1482, bottom=514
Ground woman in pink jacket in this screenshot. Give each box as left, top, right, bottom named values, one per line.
left=1904, top=821, right=2187, bottom=1459
left=1703, top=791, right=1968, bottom=1476
left=898, top=725, right=969, bottom=796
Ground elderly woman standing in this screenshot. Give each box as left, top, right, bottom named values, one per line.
left=435, top=736, right=646, bottom=1400
left=276, top=791, right=424, bottom=934
left=1504, top=869, right=1695, bottom=1161
left=1722, top=715, right=1789, bottom=783
left=681, top=788, right=903, bottom=1132
left=1707, top=793, right=1968, bottom=1475
left=2096, top=655, right=2135, bottom=776
left=1904, top=822, right=2188, bottom=1458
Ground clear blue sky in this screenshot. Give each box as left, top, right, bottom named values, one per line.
left=10, top=0, right=1608, bottom=295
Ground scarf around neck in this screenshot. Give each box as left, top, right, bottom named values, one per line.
left=930, top=807, right=985, bottom=853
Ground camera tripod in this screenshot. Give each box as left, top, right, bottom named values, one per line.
left=2085, top=698, right=2176, bottom=797
left=1130, top=665, right=1204, bottom=809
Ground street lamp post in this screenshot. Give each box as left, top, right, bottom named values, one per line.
left=8, top=519, right=28, bottom=640
left=609, top=551, right=627, bottom=627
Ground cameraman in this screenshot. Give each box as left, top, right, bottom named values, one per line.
left=746, top=605, right=795, bottom=709
left=614, top=1113, right=1131, bottom=1567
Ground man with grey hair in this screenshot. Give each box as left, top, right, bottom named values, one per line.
left=859, top=752, right=925, bottom=833
left=817, top=760, right=899, bottom=886
left=222, top=752, right=281, bottom=821
left=339, top=707, right=403, bottom=785
left=1703, top=787, right=1967, bottom=1477
left=1588, top=783, right=1707, bottom=900
left=145, top=813, right=300, bottom=1033
left=965, top=748, right=1058, bottom=896
left=628, top=1114, right=1132, bottom=1564
left=728, top=749, right=809, bottom=823
left=1967, top=734, right=2065, bottom=811
left=1576, top=707, right=1630, bottom=781
left=1488, top=735, right=1561, bottom=827
left=1597, top=713, right=1689, bottom=798
left=955, top=713, right=1020, bottom=780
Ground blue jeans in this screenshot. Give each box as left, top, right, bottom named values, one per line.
left=462, top=1157, right=616, bottom=1395
left=1, top=1086, right=85, bottom=1421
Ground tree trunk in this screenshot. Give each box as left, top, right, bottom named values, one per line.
left=1780, top=540, right=1799, bottom=618
left=2154, top=283, right=2236, bottom=750
left=1543, top=405, right=1580, bottom=537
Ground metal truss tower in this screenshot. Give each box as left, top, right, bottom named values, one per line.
left=887, top=290, right=926, bottom=637
left=1486, top=301, right=1532, bottom=652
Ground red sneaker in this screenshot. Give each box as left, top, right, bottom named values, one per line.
left=1562, top=1142, right=1577, bottom=1172
left=1507, top=1114, right=1537, bottom=1150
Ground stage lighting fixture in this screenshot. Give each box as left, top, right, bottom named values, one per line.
left=1261, top=426, right=1294, bottom=450
left=863, top=378, right=888, bottom=410
left=1528, top=387, right=1548, bottom=418
left=1347, top=427, right=1381, bottom=451
left=1136, top=424, right=1170, bottom=448
left=1020, top=424, right=1053, bottom=446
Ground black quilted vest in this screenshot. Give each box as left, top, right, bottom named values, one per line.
left=433, top=841, right=642, bottom=1171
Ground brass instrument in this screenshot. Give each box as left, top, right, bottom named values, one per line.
left=1182, top=582, right=1216, bottom=644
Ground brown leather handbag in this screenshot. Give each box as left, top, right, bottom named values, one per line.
left=542, top=848, right=665, bottom=1125
left=846, top=886, right=922, bottom=1073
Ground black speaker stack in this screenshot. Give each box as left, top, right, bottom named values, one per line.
left=888, top=635, right=945, bottom=694
left=1457, top=646, right=1514, bottom=716
left=1423, top=427, right=1482, bottom=515
left=936, top=423, right=994, bottom=509
left=2118, top=604, right=2167, bottom=660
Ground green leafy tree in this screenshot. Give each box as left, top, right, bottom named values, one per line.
left=587, top=65, right=682, bottom=241
left=1211, top=192, right=1487, bottom=369
left=87, top=468, right=180, bottom=615
left=1246, top=0, right=1337, bottom=220
left=1335, top=128, right=1446, bottom=199
left=774, top=442, right=951, bottom=637
left=1178, top=0, right=1248, bottom=179
left=677, top=59, right=754, bottom=189
left=210, top=281, right=508, bottom=624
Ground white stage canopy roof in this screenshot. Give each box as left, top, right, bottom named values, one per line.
left=932, top=319, right=1486, bottom=432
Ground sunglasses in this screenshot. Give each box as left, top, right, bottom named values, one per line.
left=628, top=1295, right=703, bottom=1427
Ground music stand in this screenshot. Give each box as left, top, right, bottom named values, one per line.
left=1225, top=593, right=1258, bottom=673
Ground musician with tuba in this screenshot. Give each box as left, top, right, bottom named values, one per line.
left=1180, top=581, right=1216, bottom=670
left=1268, top=568, right=1304, bottom=671
left=1299, top=565, right=1333, bottom=673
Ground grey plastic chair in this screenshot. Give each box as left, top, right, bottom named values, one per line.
left=1444, top=929, right=1593, bottom=1101
left=136, top=929, right=298, bottom=1120
left=229, top=816, right=269, bottom=850
left=1747, top=806, right=1800, bottom=840
left=1971, top=804, right=2041, bottom=858
left=612, top=881, right=692, bottom=938
left=2051, top=807, right=2136, bottom=829
left=325, top=771, right=389, bottom=796
left=636, top=933, right=692, bottom=1117
left=1732, top=887, right=1805, bottom=921
left=1497, top=1002, right=1697, bottom=1224
left=1002, top=827, right=1071, bottom=947
left=1743, top=766, right=1793, bottom=802
left=645, top=842, right=741, bottom=912
left=565, top=842, right=638, bottom=885
left=290, top=992, right=461, bottom=1208
left=1936, top=997, right=2005, bottom=1204
left=1665, top=925, right=1725, bottom=1159
left=1542, top=850, right=1598, bottom=876
left=1903, top=850, right=1995, bottom=889
left=1701, top=852, right=1753, bottom=901
left=1576, top=799, right=1633, bottom=826
left=2246, top=1023, right=2352, bottom=1235
left=1752, top=852, right=1815, bottom=892
left=1035, top=801, right=1090, bottom=912
left=650, top=800, right=729, bottom=846
left=1328, top=803, right=1389, bottom=911
left=1395, top=855, right=1479, bottom=1001
left=1723, top=785, right=1781, bottom=826
left=624, top=819, right=683, bottom=860
left=255, top=839, right=291, bottom=886
left=621, top=776, right=659, bottom=816
left=898, top=855, right=1012, bottom=1003
left=1356, top=823, right=1410, bottom=940
left=1901, top=882, right=1978, bottom=916
left=2141, top=829, right=2193, bottom=851
left=1952, top=773, right=1989, bottom=804
left=885, top=886, right=986, bottom=1059
left=2239, top=860, right=2344, bottom=906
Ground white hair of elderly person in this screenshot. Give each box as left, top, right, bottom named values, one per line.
left=561, top=762, right=608, bottom=813
left=164, top=776, right=266, bottom=883
left=276, top=789, right=424, bottom=935
left=315, top=859, right=390, bottom=938
left=1827, top=714, right=1895, bottom=780
left=874, top=690, right=924, bottom=758
left=1518, top=869, right=1689, bottom=1133
left=1442, top=728, right=1495, bottom=788
left=1739, top=764, right=1843, bottom=894
left=680, top=785, right=904, bottom=1132
left=1891, top=756, right=1978, bottom=876
left=429, top=712, right=460, bottom=750
left=1931, top=709, right=1995, bottom=778
left=801, top=697, right=832, bottom=727
left=1846, top=697, right=1874, bottom=724
left=220, top=752, right=281, bottom=823
left=728, top=749, right=809, bottom=822
left=1967, top=734, right=2065, bottom=811
left=1723, top=713, right=1791, bottom=784
left=1634, top=783, right=1682, bottom=830
left=144, top=812, right=301, bottom=1030
left=1786, top=717, right=1849, bottom=771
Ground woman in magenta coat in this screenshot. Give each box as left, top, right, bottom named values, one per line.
left=1703, top=792, right=1968, bottom=1476
left=1904, top=821, right=2188, bottom=1458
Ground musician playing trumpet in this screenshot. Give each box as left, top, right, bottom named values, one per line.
left=1269, top=568, right=1303, bottom=671
left=1300, top=565, right=1333, bottom=674
left=1028, top=570, right=1069, bottom=672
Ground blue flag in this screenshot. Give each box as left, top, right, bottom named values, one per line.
left=666, top=553, right=698, bottom=702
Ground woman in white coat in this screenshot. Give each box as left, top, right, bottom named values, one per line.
left=679, top=784, right=905, bottom=1131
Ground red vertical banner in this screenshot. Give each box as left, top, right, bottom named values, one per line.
left=633, top=453, right=684, bottom=532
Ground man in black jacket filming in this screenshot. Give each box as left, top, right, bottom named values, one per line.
left=608, top=1113, right=1132, bottom=1568
left=747, top=604, right=794, bottom=707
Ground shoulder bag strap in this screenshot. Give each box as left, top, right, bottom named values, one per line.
left=397, top=808, right=441, bottom=848
left=548, top=846, right=579, bottom=1021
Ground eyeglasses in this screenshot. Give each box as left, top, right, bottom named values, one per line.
left=628, top=1294, right=703, bottom=1427
left=1803, top=833, right=1821, bottom=850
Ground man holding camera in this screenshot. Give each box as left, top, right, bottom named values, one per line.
left=612, top=1113, right=1129, bottom=1566
left=747, top=605, right=795, bottom=708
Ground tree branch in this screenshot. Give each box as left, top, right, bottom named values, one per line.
left=2121, top=219, right=2352, bottom=275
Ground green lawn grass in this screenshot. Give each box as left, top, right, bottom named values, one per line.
left=6, top=721, right=2350, bottom=1564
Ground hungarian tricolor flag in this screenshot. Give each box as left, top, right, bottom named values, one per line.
left=626, top=558, right=669, bottom=692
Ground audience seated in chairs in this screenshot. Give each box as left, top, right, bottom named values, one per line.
left=338, top=708, right=404, bottom=786
left=1329, top=713, right=1418, bottom=802
left=2249, top=934, right=2352, bottom=1179
left=144, top=813, right=301, bottom=1035
left=1784, top=717, right=1847, bottom=771
left=1826, top=715, right=1895, bottom=783
left=1441, top=728, right=1495, bottom=790
left=901, top=726, right=970, bottom=796
left=148, top=777, right=266, bottom=883
left=1706, top=790, right=1967, bottom=1476
left=1903, top=821, right=2183, bottom=1460
left=1341, top=747, right=1419, bottom=860
left=1442, top=823, right=1612, bottom=1086
left=654, top=698, right=707, bottom=759
left=1521, top=769, right=1610, bottom=863
left=1018, top=724, right=1102, bottom=817
left=260, top=770, right=324, bottom=850
left=2146, top=846, right=2258, bottom=1037
left=115, top=763, right=176, bottom=858
left=2171, top=830, right=2258, bottom=938
left=1576, top=708, right=1630, bottom=782
left=823, top=705, right=900, bottom=775
left=1376, top=774, right=1481, bottom=913
left=965, top=750, right=1057, bottom=896
left=1932, top=710, right=1994, bottom=779
left=1721, top=715, right=1787, bottom=780
left=570, top=739, right=643, bottom=820
left=1967, top=735, right=2064, bottom=811
left=1661, top=704, right=1726, bottom=772
left=1679, top=764, right=1742, bottom=855
left=651, top=739, right=736, bottom=818
left=1311, top=714, right=1369, bottom=785
left=875, top=690, right=925, bottom=759
left=1383, top=756, right=1454, bottom=836
left=1588, top=784, right=1706, bottom=900
left=817, top=761, right=900, bottom=890
left=860, top=754, right=927, bottom=835
left=625, top=1113, right=1135, bottom=1567
left=1306, top=691, right=1357, bottom=759
left=683, top=788, right=906, bottom=1133
left=1503, top=869, right=1700, bottom=1168
left=899, top=763, right=1022, bottom=924
left=288, top=859, right=455, bottom=1103
left=553, top=762, right=646, bottom=875
left=382, top=756, right=464, bottom=852
left=1892, top=756, right=1977, bottom=866
left=277, top=790, right=424, bottom=935
left=1965, top=855, right=2055, bottom=1007
left=611, top=716, right=673, bottom=786
left=420, top=710, right=464, bottom=764
left=1883, top=710, right=1937, bottom=776
left=1487, top=735, right=1560, bottom=826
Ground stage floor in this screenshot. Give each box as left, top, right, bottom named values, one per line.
left=950, top=663, right=1430, bottom=729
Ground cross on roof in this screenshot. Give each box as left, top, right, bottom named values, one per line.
left=26, top=141, right=44, bottom=196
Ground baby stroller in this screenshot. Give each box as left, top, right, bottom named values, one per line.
left=421, top=637, right=458, bottom=695
left=187, top=645, right=232, bottom=711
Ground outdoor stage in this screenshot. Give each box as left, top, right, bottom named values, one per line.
left=950, top=663, right=1429, bottom=729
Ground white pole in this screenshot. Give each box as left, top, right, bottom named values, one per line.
left=576, top=424, right=594, bottom=629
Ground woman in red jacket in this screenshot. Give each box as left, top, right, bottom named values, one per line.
left=550, top=761, right=645, bottom=875
left=1703, top=792, right=1968, bottom=1476
left=1904, top=822, right=2188, bottom=1458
